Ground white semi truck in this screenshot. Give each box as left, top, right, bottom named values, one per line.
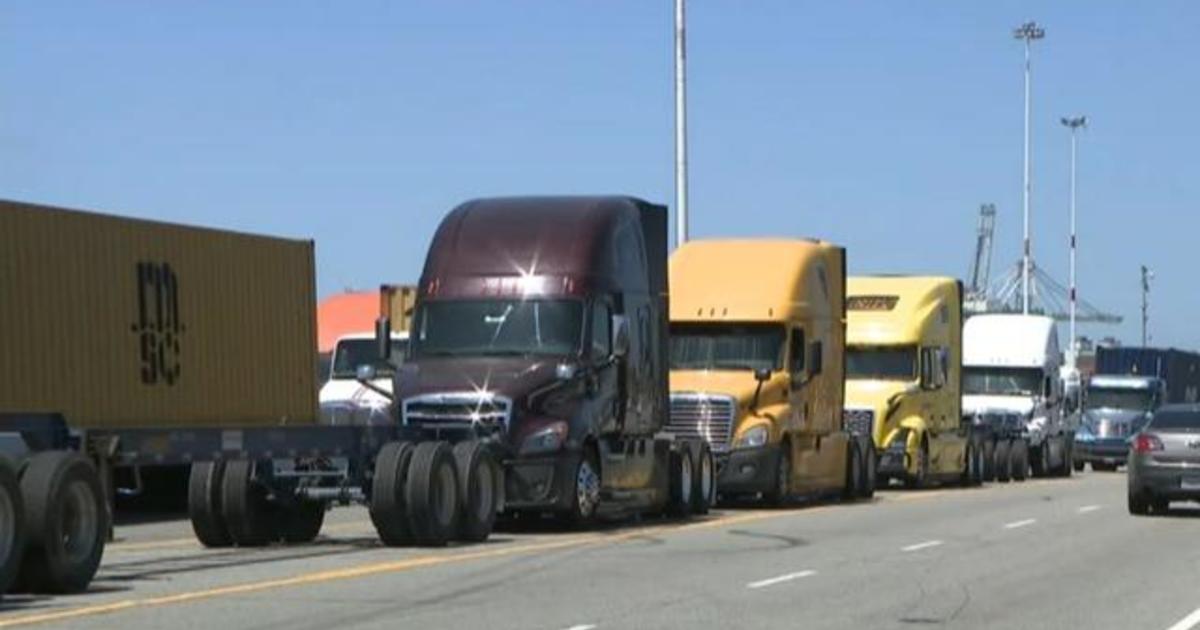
left=962, top=314, right=1075, bottom=481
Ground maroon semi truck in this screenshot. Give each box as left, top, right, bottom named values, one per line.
left=377, top=196, right=716, bottom=523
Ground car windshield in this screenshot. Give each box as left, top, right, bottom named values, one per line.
left=670, top=323, right=785, bottom=372
left=412, top=299, right=583, bottom=358
left=1086, top=387, right=1155, bottom=411
left=330, top=338, right=408, bottom=379
left=846, top=345, right=917, bottom=381
left=1148, top=410, right=1200, bottom=431
left=964, top=367, right=1042, bottom=396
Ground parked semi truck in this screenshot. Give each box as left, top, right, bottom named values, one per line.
left=843, top=277, right=983, bottom=488
left=1094, top=347, right=1200, bottom=404
left=962, top=314, right=1074, bottom=482
left=382, top=196, right=716, bottom=523
left=666, top=239, right=873, bottom=504
left=0, top=200, right=509, bottom=597
left=1074, top=374, right=1163, bottom=471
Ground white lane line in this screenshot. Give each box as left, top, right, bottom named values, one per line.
left=1078, top=505, right=1102, bottom=514
left=1165, top=606, right=1200, bottom=630
left=901, top=540, right=943, bottom=553
left=563, top=625, right=597, bottom=630
left=746, top=570, right=817, bottom=589
left=1004, top=518, right=1037, bottom=530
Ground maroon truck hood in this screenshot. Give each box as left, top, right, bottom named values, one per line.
left=394, top=357, right=561, bottom=402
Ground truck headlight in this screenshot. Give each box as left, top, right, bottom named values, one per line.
left=734, top=425, right=769, bottom=449
left=519, top=421, right=567, bottom=455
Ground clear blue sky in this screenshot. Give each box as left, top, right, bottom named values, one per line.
left=2, top=2, right=1197, bottom=348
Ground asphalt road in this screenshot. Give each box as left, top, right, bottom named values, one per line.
left=3, top=469, right=1200, bottom=630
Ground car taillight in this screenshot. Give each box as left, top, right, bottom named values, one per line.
left=1133, top=433, right=1164, bottom=453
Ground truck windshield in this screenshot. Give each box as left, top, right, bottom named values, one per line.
left=1087, top=387, right=1155, bottom=411
left=412, top=299, right=582, bottom=358
left=963, top=367, right=1042, bottom=396
left=846, top=346, right=917, bottom=380
left=331, top=339, right=408, bottom=379
left=669, top=323, right=785, bottom=372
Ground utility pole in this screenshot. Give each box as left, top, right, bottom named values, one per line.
left=674, top=0, right=689, bottom=248
left=1013, top=21, right=1044, bottom=315
left=1141, top=265, right=1153, bottom=346
left=1061, top=115, right=1087, bottom=362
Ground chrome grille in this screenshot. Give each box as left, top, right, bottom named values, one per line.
left=843, top=408, right=875, bottom=436
left=1097, top=419, right=1130, bottom=439
left=668, top=393, right=736, bottom=453
left=402, top=393, right=512, bottom=430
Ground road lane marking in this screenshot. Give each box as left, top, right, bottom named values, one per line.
left=1077, top=505, right=1102, bottom=514
left=1004, top=518, right=1037, bottom=529
left=747, top=570, right=816, bottom=589
left=901, top=540, right=943, bottom=553
left=1165, top=606, right=1200, bottom=630
left=563, top=625, right=597, bottom=630
left=108, top=521, right=375, bottom=553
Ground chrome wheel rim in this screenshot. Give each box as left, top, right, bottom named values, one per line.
left=679, top=452, right=692, bottom=506
left=61, top=480, right=98, bottom=564
left=576, top=459, right=600, bottom=518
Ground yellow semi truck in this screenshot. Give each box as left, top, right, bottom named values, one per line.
left=667, top=239, right=874, bottom=504
left=843, top=276, right=984, bottom=488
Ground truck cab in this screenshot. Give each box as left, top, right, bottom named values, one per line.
left=319, top=332, right=409, bottom=425
left=962, top=314, right=1073, bottom=481
left=667, top=239, right=872, bottom=503
left=1074, top=374, right=1164, bottom=471
left=844, top=276, right=979, bottom=487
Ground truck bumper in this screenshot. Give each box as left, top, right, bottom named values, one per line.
left=503, top=450, right=580, bottom=512
left=1074, top=439, right=1129, bottom=466
left=717, top=444, right=781, bottom=495
left=1129, top=458, right=1200, bottom=500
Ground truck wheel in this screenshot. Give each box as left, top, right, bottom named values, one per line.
left=765, top=443, right=792, bottom=506
left=842, top=440, right=862, bottom=501
left=994, top=440, right=1012, bottom=483
left=959, top=442, right=975, bottom=487
left=1128, top=488, right=1151, bottom=515
left=279, top=500, right=326, bottom=543
left=904, top=439, right=929, bottom=490
left=188, top=461, right=232, bottom=548
left=221, top=459, right=278, bottom=547
left=564, top=447, right=601, bottom=526
left=688, top=441, right=715, bottom=515
left=0, top=457, right=25, bottom=597
left=667, top=446, right=694, bottom=517
left=16, top=452, right=106, bottom=594
left=1072, top=461, right=1085, bottom=473
left=981, top=438, right=996, bottom=482
left=404, top=442, right=460, bottom=547
left=1029, top=443, right=1047, bottom=478
left=370, top=441, right=416, bottom=546
left=859, top=441, right=877, bottom=499
left=1011, top=440, right=1029, bottom=482
left=1061, top=439, right=1075, bottom=477
left=452, top=441, right=499, bottom=543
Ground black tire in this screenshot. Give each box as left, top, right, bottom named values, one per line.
left=1151, top=498, right=1170, bottom=514
left=1073, top=461, right=1086, bottom=473
left=994, top=439, right=1012, bottom=483
left=1011, top=440, right=1029, bottom=482
left=221, top=459, right=277, bottom=547
left=564, top=446, right=601, bottom=526
left=1093, top=461, right=1117, bottom=472
left=905, top=438, right=930, bottom=490
left=688, top=441, right=715, bottom=515
left=960, top=442, right=975, bottom=487
left=667, top=446, right=694, bottom=517
left=16, top=451, right=106, bottom=594
left=1128, top=487, right=1151, bottom=515
left=188, top=461, right=232, bottom=548
left=1061, top=439, right=1075, bottom=477
left=404, top=442, right=460, bottom=547
left=1030, top=442, right=1047, bottom=478
left=981, top=438, right=996, bottom=482
left=0, top=456, right=26, bottom=597
left=452, top=441, right=500, bottom=543
left=764, top=442, right=792, bottom=506
left=279, top=500, right=326, bottom=543
left=370, top=441, right=416, bottom=546
left=860, top=441, right=877, bottom=499
left=842, top=440, right=862, bottom=501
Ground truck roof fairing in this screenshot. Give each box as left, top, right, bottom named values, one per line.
left=963, top=313, right=1061, bottom=369
left=846, top=276, right=959, bottom=345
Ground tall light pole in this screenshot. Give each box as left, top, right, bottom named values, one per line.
left=674, top=0, right=689, bottom=248
left=1141, top=265, right=1154, bottom=346
left=1061, top=115, right=1087, bottom=362
left=1013, top=21, right=1044, bottom=315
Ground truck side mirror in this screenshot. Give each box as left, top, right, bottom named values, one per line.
left=375, top=316, right=392, bottom=362
left=611, top=315, right=629, bottom=359
left=752, top=367, right=771, bottom=411
left=356, top=363, right=377, bottom=383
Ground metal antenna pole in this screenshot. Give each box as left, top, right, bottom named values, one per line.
left=674, top=0, right=689, bottom=248
left=1061, top=115, right=1087, bottom=362
left=1013, top=21, right=1044, bottom=315
left=1141, top=265, right=1153, bottom=346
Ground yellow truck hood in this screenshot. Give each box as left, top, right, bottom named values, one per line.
left=670, top=370, right=761, bottom=405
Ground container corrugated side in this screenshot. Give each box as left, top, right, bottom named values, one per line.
left=0, top=200, right=318, bottom=428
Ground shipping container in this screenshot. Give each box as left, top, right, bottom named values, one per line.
left=380, top=284, right=417, bottom=332
left=0, top=199, right=318, bottom=428
left=1094, top=346, right=1200, bottom=404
